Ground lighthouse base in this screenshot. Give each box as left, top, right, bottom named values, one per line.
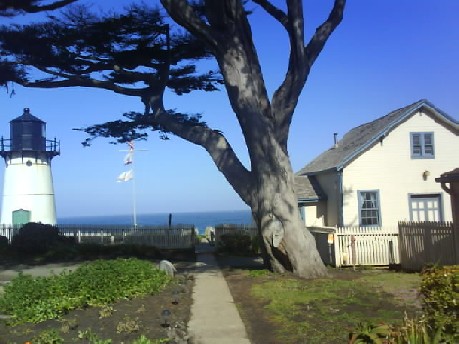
left=1, top=157, right=57, bottom=226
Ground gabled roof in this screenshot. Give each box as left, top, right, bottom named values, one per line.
left=297, top=99, right=458, bottom=175
left=294, top=175, right=327, bottom=202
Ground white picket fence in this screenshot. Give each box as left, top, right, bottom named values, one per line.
left=332, top=226, right=400, bottom=267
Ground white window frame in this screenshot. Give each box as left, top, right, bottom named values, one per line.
left=408, top=194, right=443, bottom=221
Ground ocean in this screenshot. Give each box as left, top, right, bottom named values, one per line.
left=58, top=209, right=253, bottom=234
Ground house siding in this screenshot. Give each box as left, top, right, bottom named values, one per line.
left=301, top=201, right=327, bottom=227
left=342, top=110, right=457, bottom=227
left=315, top=171, right=341, bottom=226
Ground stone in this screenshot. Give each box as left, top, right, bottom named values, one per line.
left=159, top=260, right=177, bottom=277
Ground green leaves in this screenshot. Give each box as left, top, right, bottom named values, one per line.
left=0, top=258, right=171, bottom=325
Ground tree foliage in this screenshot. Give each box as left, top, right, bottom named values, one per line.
left=0, top=2, right=222, bottom=107
left=0, top=0, right=77, bottom=87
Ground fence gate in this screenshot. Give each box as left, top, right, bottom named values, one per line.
left=334, top=226, right=400, bottom=267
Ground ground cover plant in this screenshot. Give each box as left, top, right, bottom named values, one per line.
left=0, top=258, right=193, bottom=343
left=0, top=258, right=170, bottom=324
left=224, top=267, right=423, bottom=344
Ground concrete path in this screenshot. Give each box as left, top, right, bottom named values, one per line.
left=187, top=243, right=251, bottom=344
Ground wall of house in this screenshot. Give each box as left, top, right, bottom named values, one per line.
left=315, top=171, right=341, bottom=226
left=300, top=201, right=327, bottom=227
left=342, top=110, right=458, bottom=227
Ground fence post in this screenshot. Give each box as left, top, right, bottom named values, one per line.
left=333, top=231, right=340, bottom=267
left=351, top=235, right=356, bottom=270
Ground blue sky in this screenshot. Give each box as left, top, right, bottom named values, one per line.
left=0, top=0, right=458, bottom=218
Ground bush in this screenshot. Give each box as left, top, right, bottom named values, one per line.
left=218, top=233, right=252, bottom=255
left=11, top=222, right=71, bottom=255
left=419, top=265, right=458, bottom=341
left=0, top=235, right=8, bottom=250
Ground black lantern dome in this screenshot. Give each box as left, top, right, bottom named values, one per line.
left=0, top=108, right=59, bottom=160
left=10, top=108, right=46, bottom=151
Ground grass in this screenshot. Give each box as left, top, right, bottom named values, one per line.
left=247, top=269, right=422, bottom=344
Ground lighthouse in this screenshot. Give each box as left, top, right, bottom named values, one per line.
left=0, top=108, right=60, bottom=226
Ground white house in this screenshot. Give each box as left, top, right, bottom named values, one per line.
left=295, top=99, right=459, bottom=228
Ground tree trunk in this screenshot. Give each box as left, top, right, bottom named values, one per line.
left=250, top=137, right=328, bottom=279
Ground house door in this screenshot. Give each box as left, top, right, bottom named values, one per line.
left=409, top=194, right=442, bottom=221
left=12, top=209, right=31, bottom=226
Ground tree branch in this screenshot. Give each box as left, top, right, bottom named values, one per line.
left=0, top=0, right=77, bottom=14
left=271, top=0, right=345, bottom=150
left=160, top=0, right=218, bottom=49
left=22, top=77, right=146, bottom=97
left=252, top=0, right=288, bottom=28
left=304, top=0, right=345, bottom=67
left=152, top=111, right=254, bottom=204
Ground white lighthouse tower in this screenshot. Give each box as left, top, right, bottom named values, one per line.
left=0, top=108, right=60, bottom=226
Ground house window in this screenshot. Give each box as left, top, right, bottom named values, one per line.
left=409, top=194, right=442, bottom=221
left=411, top=132, right=434, bottom=158
left=358, top=191, right=381, bottom=226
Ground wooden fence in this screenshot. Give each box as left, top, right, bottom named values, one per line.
left=398, top=221, right=456, bottom=271
left=0, top=224, right=196, bottom=249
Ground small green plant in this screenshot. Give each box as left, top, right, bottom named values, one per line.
left=58, top=317, right=78, bottom=333
left=136, top=304, right=146, bottom=313
left=131, top=336, right=170, bottom=344
left=116, top=316, right=141, bottom=334
left=393, top=313, right=443, bottom=344
left=348, top=322, right=390, bottom=343
left=31, top=328, right=64, bottom=344
left=98, top=305, right=115, bottom=319
left=248, top=269, right=271, bottom=277
left=77, top=329, right=112, bottom=344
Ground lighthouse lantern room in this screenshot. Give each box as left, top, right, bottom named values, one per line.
left=0, top=108, right=60, bottom=226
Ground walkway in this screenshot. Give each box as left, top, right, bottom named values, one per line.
left=187, top=243, right=251, bottom=344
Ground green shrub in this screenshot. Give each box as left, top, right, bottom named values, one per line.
left=218, top=233, right=252, bottom=255
left=0, top=258, right=171, bottom=324
left=11, top=222, right=72, bottom=255
left=0, top=235, right=8, bottom=250
left=419, top=265, right=458, bottom=342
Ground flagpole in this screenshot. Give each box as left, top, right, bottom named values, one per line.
left=132, top=159, right=137, bottom=229
left=118, top=142, right=147, bottom=230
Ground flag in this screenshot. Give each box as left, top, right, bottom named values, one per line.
left=123, top=141, right=134, bottom=164
left=117, top=169, right=133, bottom=182
left=123, top=151, right=133, bottom=165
